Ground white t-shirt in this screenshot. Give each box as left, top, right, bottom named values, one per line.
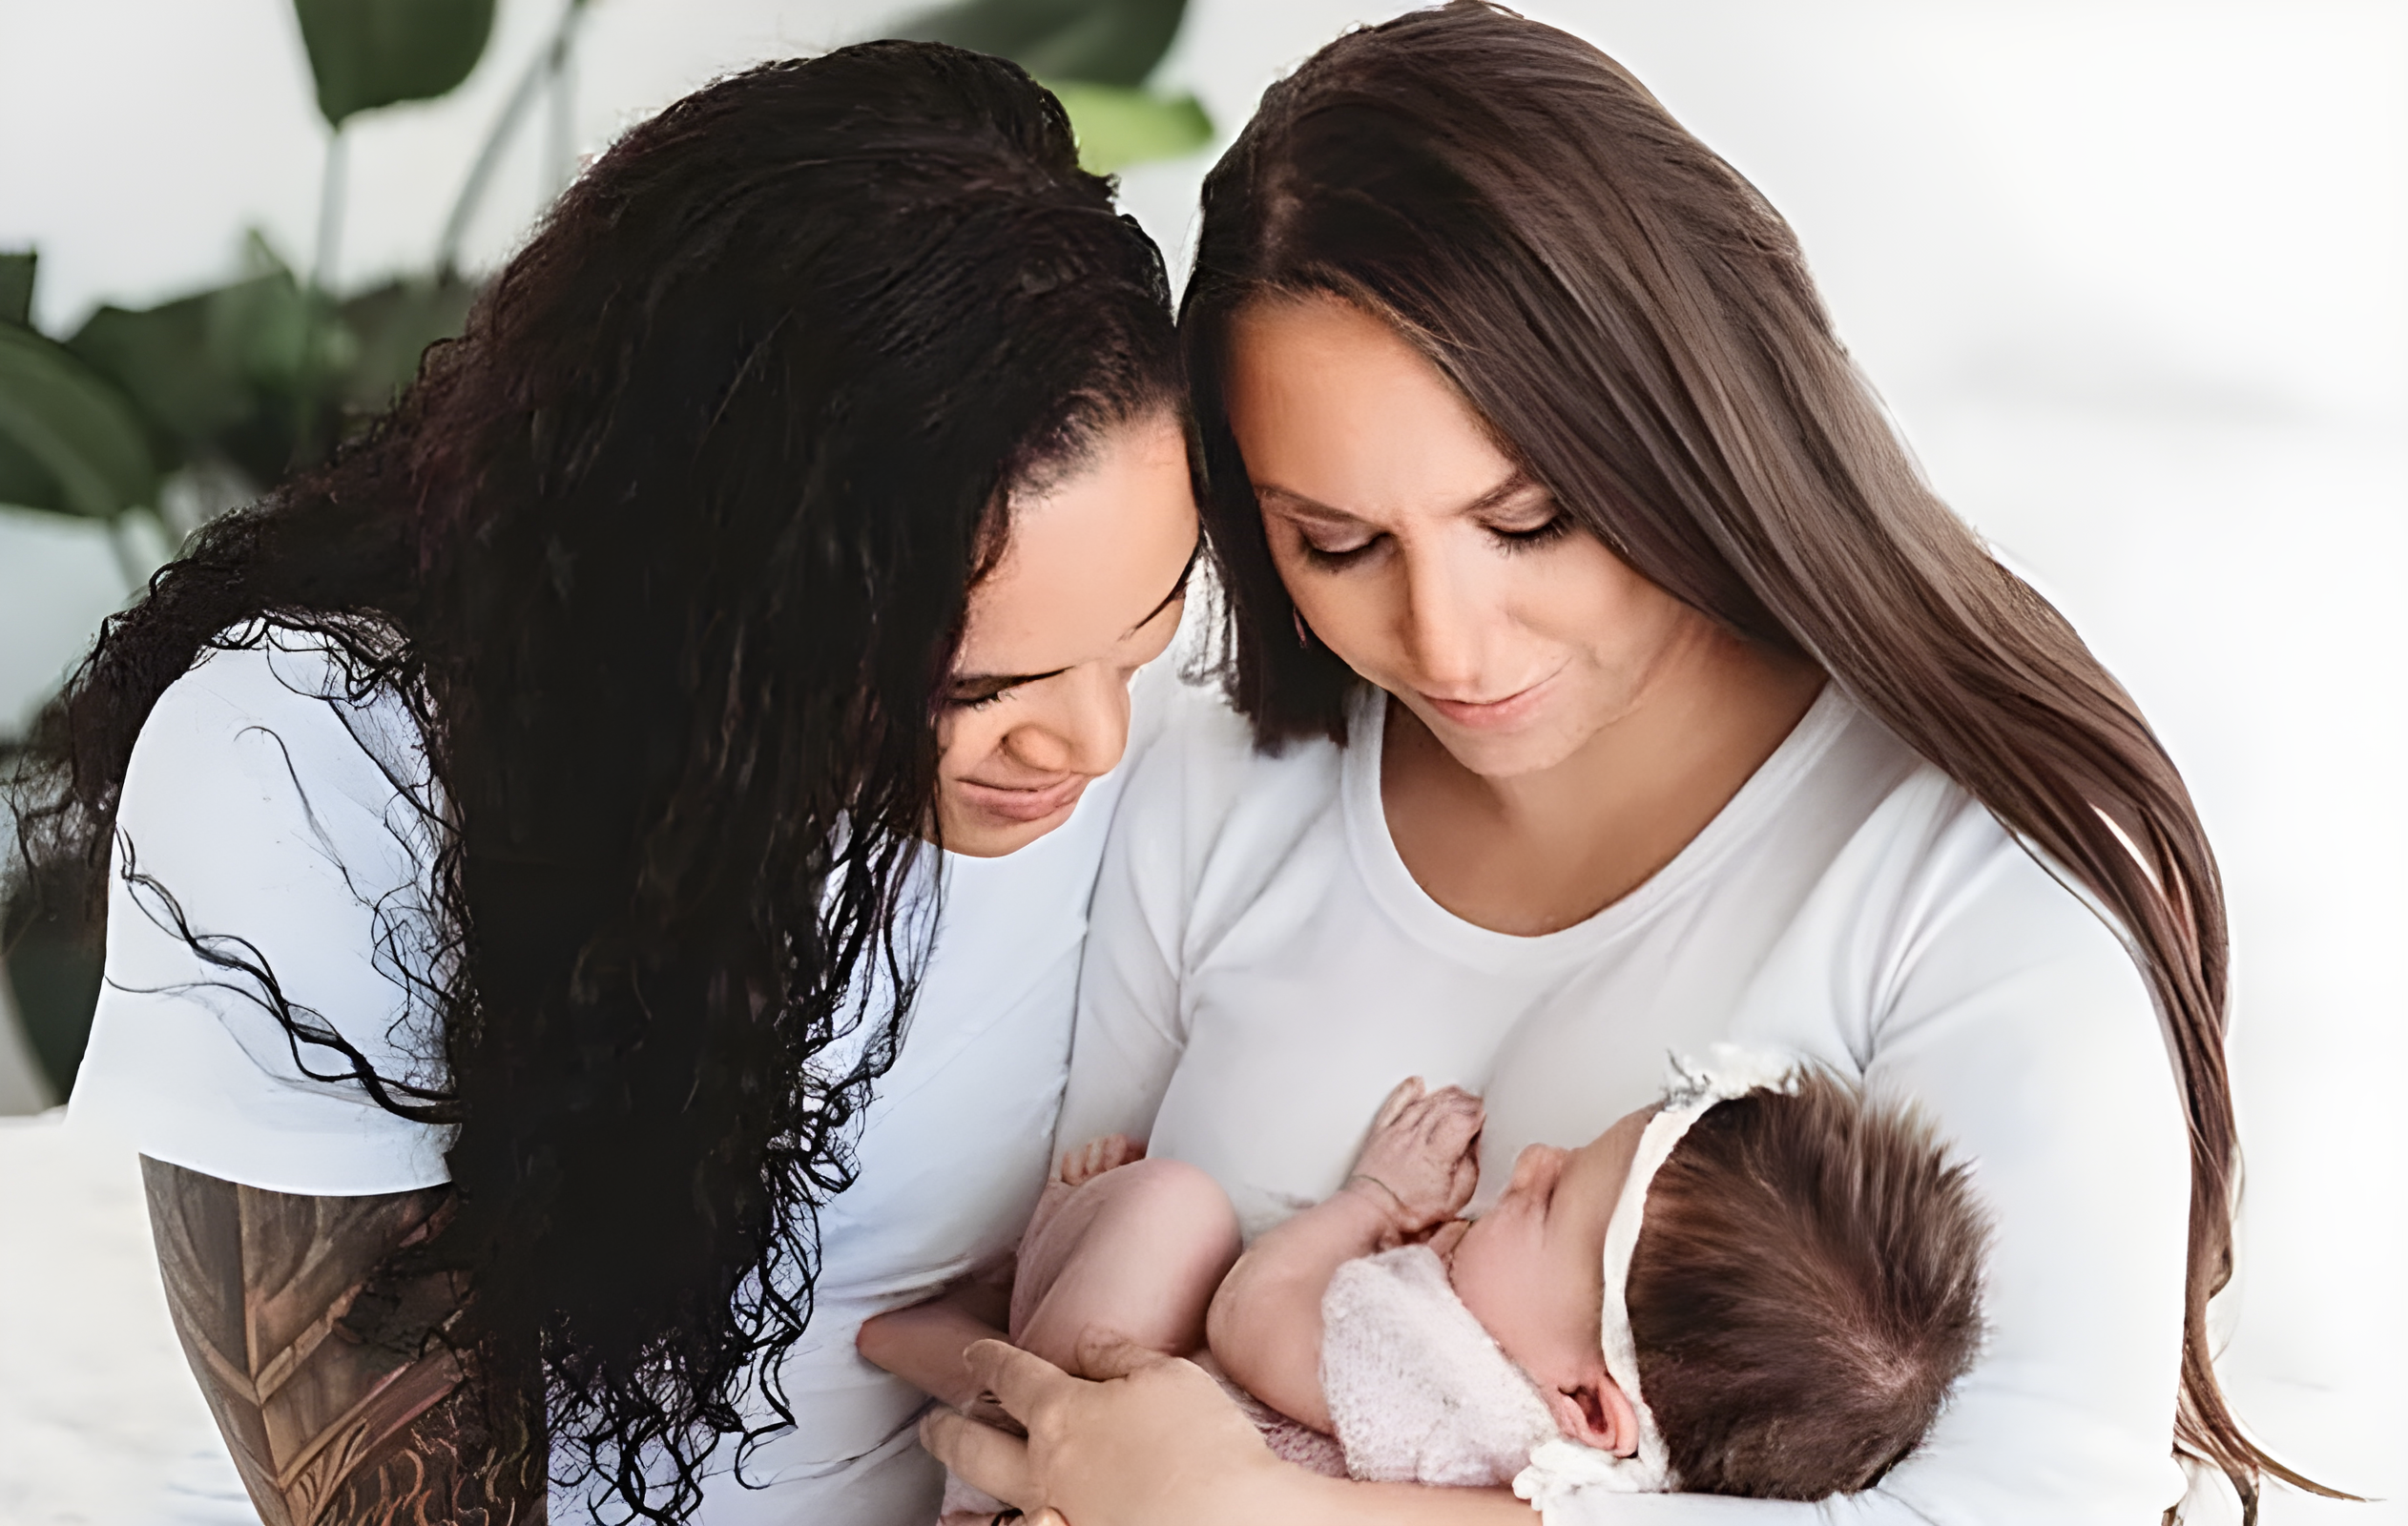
left=1062, top=682, right=2196, bottom=1524
left=70, top=626, right=1165, bottom=1525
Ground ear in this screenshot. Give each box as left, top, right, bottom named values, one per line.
left=1545, top=1369, right=1643, bottom=1458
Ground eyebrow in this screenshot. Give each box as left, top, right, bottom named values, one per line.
left=1255, top=469, right=1539, bottom=526
left=948, top=534, right=1203, bottom=694
left=946, top=664, right=1070, bottom=697
left=1129, top=533, right=1204, bottom=636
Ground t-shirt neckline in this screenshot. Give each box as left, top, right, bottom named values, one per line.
left=1339, top=680, right=1856, bottom=971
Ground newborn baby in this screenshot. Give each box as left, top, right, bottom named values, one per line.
left=862, top=1048, right=1989, bottom=1510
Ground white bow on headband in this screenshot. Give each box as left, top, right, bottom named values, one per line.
left=1513, top=1043, right=1803, bottom=1511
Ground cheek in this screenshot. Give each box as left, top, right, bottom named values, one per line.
left=936, top=708, right=999, bottom=778
left=1552, top=538, right=1687, bottom=659
left=1449, top=1218, right=1542, bottom=1337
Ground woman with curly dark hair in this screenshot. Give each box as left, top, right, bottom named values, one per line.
left=10, top=40, right=1195, bottom=1526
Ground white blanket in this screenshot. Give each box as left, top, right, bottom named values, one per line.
left=1318, top=1245, right=1561, bottom=1487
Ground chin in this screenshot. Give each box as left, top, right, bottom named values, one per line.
left=938, top=803, right=1073, bottom=858
left=1420, top=710, right=1593, bottom=781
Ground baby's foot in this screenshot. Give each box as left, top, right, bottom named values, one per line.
left=1057, top=1133, right=1146, bottom=1186
left=1022, top=1136, right=1149, bottom=1263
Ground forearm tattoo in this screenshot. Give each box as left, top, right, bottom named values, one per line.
left=141, top=1157, right=546, bottom=1526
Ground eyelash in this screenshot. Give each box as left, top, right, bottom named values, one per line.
left=1300, top=539, right=1372, bottom=569
left=1301, top=514, right=1571, bottom=567
left=948, top=579, right=1188, bottom=712
left=1495, top=515, right=1571, bottom=553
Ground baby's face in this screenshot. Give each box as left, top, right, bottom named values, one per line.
left=1443, top=1106, right=1652, bottom=1408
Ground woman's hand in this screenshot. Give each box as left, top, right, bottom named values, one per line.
left=1345, top=1078, right=1484, bottom=1240
left=922, top=1337, right=1309, bottom=1526
left=924, top=1337, right=1534, bottom=1526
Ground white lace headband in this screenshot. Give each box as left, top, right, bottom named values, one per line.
left=1514, top=1044, right=1803, bottom=1509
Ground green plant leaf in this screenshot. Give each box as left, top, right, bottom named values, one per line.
left=3, top=848, right=108, bottom=1098
left=293, top=0, right=497, bottom=128
left=338, top=273, right=477, bottom=411
left=1048, top=82, right=1212, bottom=173
left=4, top=918, right=103, bottom=1099
left=0, top=324, right=157, bottom=518
left=0, top=433, right=60, bottom=512
left=37, top=236, right=479, bottom=507
left=900, top=0, right=1187, bottom=89
left=0, top=250, right=33, bottom=329
left=72, top=272, right=301, bottom=469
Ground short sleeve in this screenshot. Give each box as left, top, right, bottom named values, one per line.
left=67, top=634, right=452, bottom=1195
left=1056, top=684, right=1260, bottom=1150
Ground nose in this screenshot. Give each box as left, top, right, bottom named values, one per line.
left=1004, top=665, right=1129, bottom=778
left=1394, top=539, right=1489, bottom=695
left=1505, top=1143, right=1568, bottom=1199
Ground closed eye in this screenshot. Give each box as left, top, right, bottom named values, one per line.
left=1300, top=529, right=1382, bottom=568
left=1489, top=514, right=1571, bottom=553
left=945, top=665, right=1068, bottom=711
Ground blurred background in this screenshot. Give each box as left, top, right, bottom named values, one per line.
left=2, top=1, right=2399, bottom=1521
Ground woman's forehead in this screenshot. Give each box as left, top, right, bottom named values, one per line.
left=1226, top=302, right=1513, bottom=526
left=955, top=413, right=1195, bottom=673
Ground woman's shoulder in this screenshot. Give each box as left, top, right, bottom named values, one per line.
left=1790, top=718, right=2155, bottom=1043
left=135, top=621, right=430, bottom=800
left=82, top=620, right=451, bottom=1195
left=121, top=621, right=441, bottom=899
left=142, top=619, right=405, bottom=727
left=1111, top=675, right=1348, bottom=866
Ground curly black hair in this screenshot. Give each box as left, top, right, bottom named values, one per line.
left=6, top=41, right=1180, bottom=1521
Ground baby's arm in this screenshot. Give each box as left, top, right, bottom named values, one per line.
left=854, top=1277, right=1011, bottom=1415
left=1207, top=1080, right=1484, bottom=1432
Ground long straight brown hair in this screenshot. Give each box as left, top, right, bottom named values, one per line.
left=1181, top=3, right=2327, bottom=1511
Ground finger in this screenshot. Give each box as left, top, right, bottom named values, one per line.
left=1448, top=1158, right=1480, bottom=1209
left=965, top=1338, right=1086, bottom=1426
left=1422, top=1083, right=1474, bottom=1117
left=1411, top=1088, right=1469, bottom=1138
left=1430, top=1103, right=1485, bottom=1155
left=1418, top=1093, right=1474, bottom=1146
left=921, top=1409, right=1036, bottom=1508
left=1415, top=1084, right=1476, bottom=1117
left=1372, top=1077, right=1424, bottom=1131
left=1074, top=1330, right=1168, bottom=1382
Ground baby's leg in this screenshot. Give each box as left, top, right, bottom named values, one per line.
left=1019, top=1132, right=1147, bottom=1254
left=1008, top=1152, right=1242, bottom=1376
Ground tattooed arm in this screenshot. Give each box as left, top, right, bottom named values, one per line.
left=140, top=1156, right=546, bottom=1526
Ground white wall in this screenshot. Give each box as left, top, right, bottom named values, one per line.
left=1, top=2, right=2398, bottom=1519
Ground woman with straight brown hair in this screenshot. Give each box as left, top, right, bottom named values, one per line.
left=921, top=4, right=2335, bottom=1522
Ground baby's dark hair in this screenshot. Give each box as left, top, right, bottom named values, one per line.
left=1626, top=1070, right=1989, bottom=1500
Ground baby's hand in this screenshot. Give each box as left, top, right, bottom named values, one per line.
left=1057, top=1134, right=1145, bottom=1187
left=1344, top=1078, right=1484, bottom=1240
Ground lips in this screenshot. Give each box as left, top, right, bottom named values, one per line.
left=1420, top=668, right=1559, bottom=731
left=952, top=772, right=1090, bottom=825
